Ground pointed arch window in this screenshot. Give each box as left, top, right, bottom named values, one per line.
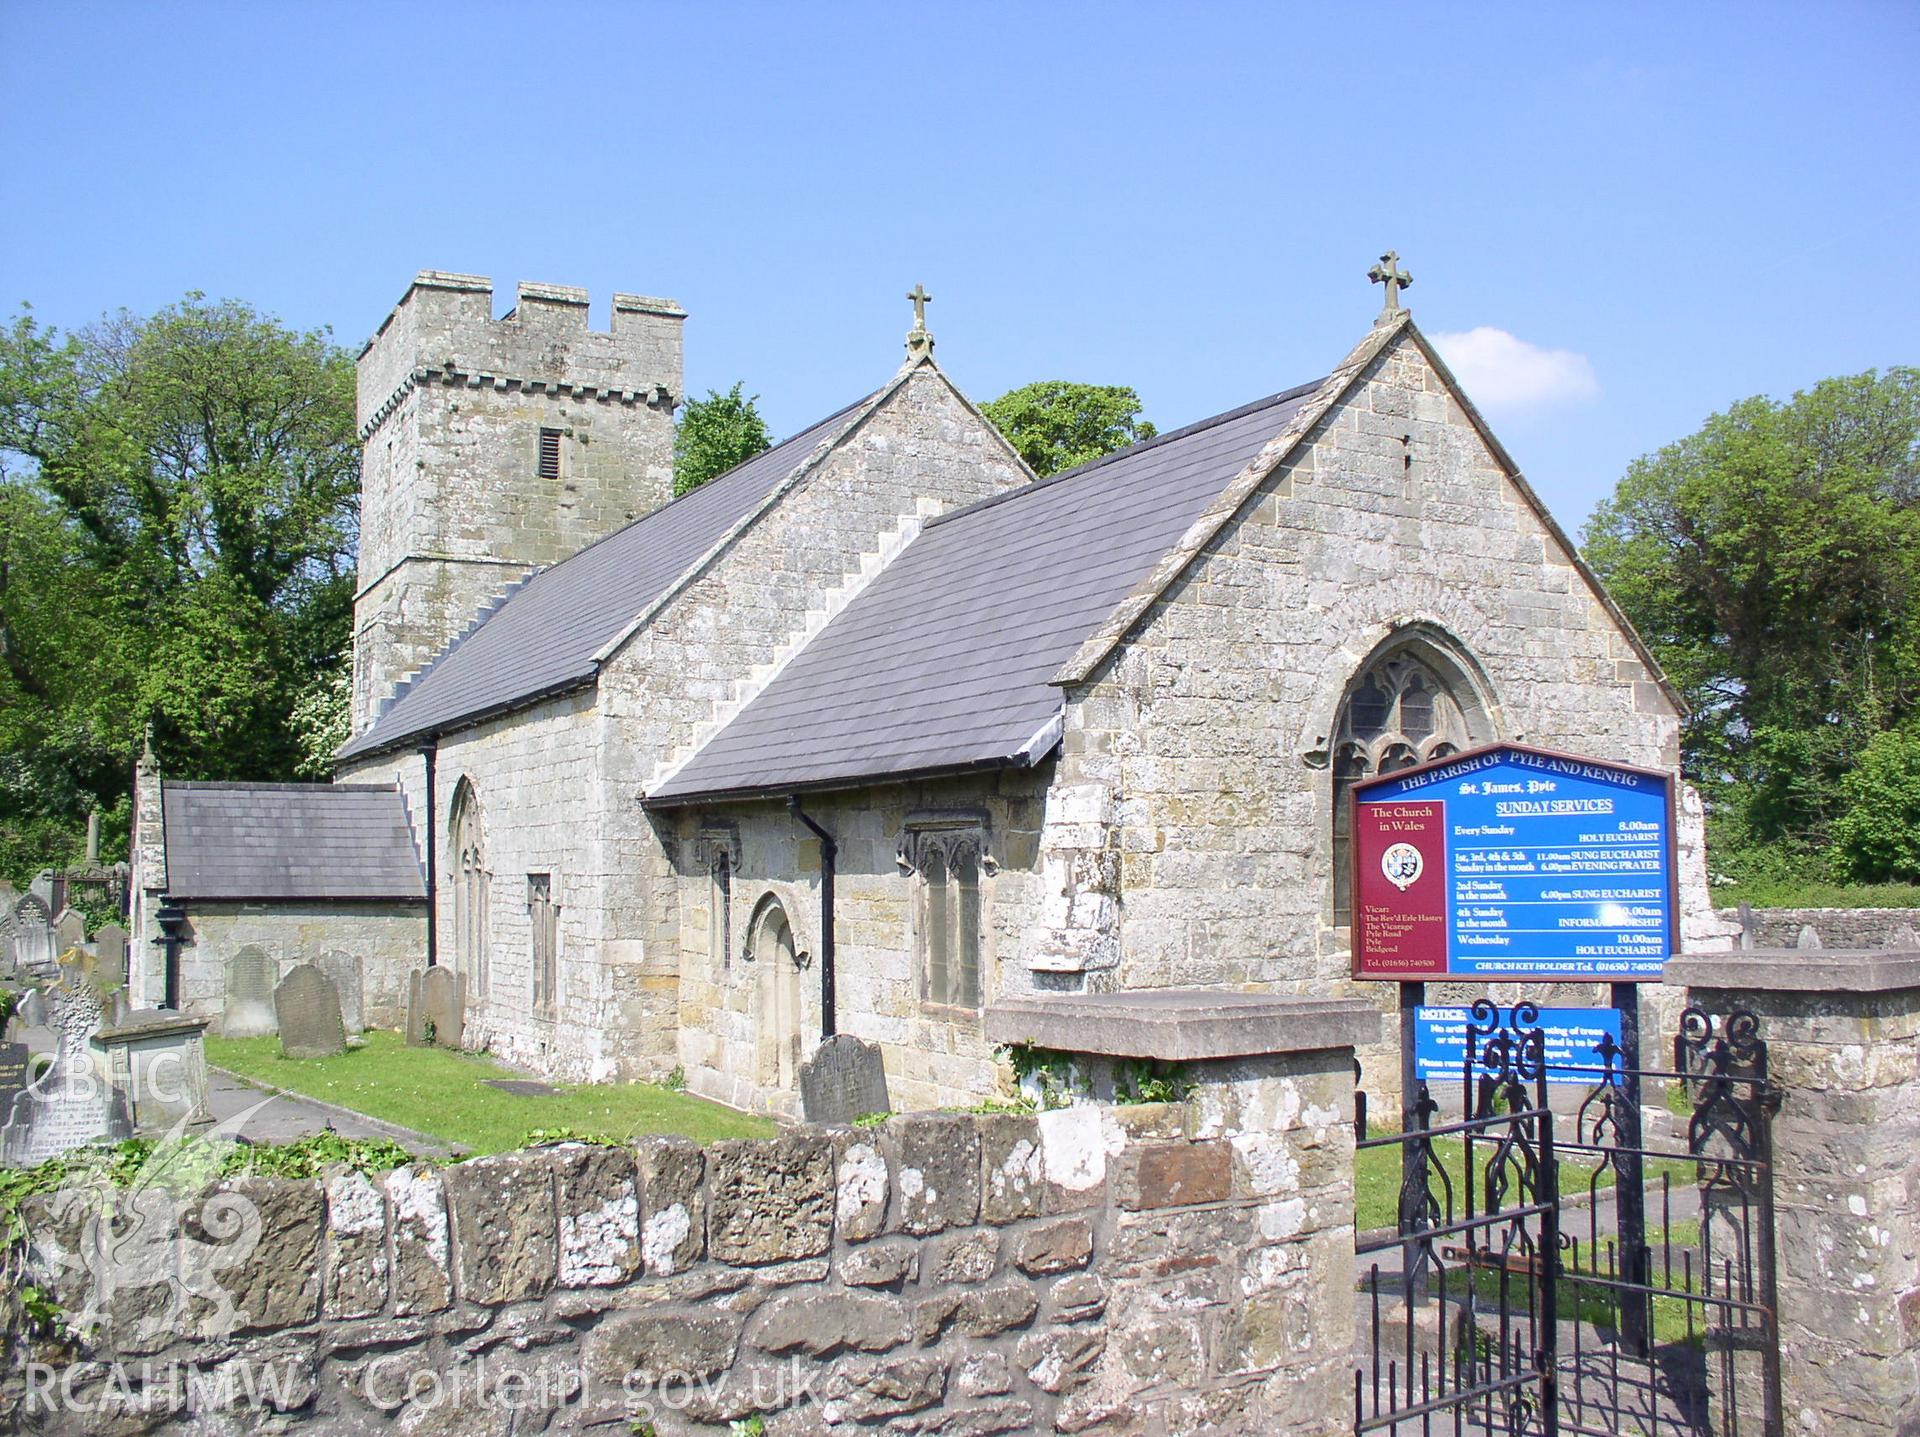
left=1331, top=645, right=1490, bottom=926
left=449, top=780, right=490, bottom=997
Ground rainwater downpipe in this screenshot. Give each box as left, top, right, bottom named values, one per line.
left=787, top=795, right=836, bottom=1038
left=420, top=742, right=439, bottom=967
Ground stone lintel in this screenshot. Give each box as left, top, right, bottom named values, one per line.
left=1664, top=946, right=1920, bottom=996
left=984, top=990, right=1380, bottom=1062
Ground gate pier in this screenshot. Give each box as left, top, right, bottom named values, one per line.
left=1667, top=946, right=1920, bottom=1437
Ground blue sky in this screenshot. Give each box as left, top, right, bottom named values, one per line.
left=2, top=1, right=1914, bottom=530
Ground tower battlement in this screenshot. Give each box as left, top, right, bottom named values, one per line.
left=348, top=270, right=685, bottom=736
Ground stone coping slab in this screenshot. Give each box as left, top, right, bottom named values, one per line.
left=90, top=1008, right=210, bottom=1044
left=1664, top=946, right=1920, bottom=995
left=985, top=989, right=1380, bottom=1061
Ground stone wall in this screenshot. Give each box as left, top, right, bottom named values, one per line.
left=1667, top=948, right=1920, bottom=1436
left=352, top=272, right=685, bottom=731
left=9, top=1077, right=1356, bottom=1435
left=1717, top=906, right=1920, bottom=950
left=171, top=902, right=424, bottom=1032
left=660, top=769, right=1052, bottom=1117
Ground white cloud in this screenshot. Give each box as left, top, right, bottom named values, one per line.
left=1430, top=327, right=1599, bottom=413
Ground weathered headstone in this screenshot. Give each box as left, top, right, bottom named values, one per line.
left=94, top=923, right=130, bottom=994
left=0, top=1041, right=27, bottom=1127
left=91, top=1009, right=212, bottom=1132
left=407, top=966, right=465, bottom=1049
left=224, top=945, right=278, bottom=1038
left=317, top=949, right=364, bottom=1035
left=13, top=896, right=54, bottom=978
left=53, top=908, right=87, bottom=956
left=274, top=963, right=346, bottom=1060
left=0, top=890, right=17, bottom=978
left=799, top=1033, right=891, bottom=1125
left=16, top=988, right=46, bottom=1030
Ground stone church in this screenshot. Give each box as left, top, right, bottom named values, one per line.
left=129, top=262, right=1721, bottom=1115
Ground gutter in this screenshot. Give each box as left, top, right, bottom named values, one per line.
left=787, top=795, right=837, bottom=1040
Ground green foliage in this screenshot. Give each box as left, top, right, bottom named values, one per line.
left=851, top=1111, right=889, bottom=1128
left=1827, top=727, right=1920, bottom=883
left=673, top=382, right=772, bottom=497
left=730, top=1418, right=766, bottom=1437
left=999, top=1041, right=1086, bottom=1110
left=1583, top=368, right=1920, bottom=867
left=289, top=658, right=351, bottom=780
left=0, top=295, right=359, bottom=883
left=661, top=1064, right=687, bottom=1093
left=979, top=380, right=1157, bottom=477
left=1113, top=1057, right=1192, bottom=1105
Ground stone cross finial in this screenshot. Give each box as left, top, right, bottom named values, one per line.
left=1368, top=251, right=1412, bottom=317
left=905, top=284, right=934, bottom=358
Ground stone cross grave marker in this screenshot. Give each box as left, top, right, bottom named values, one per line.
left=407, top=966, right=465, bottom=1049
left=94, top=923, right=129, bottom=994
left=224, top=945, right=278, bottom=1038
left=275, top=963, right=347, bottom=1060
left=317, top=950, right=364, bottom=1034
left=799, top=1033, right=891, bottom=1125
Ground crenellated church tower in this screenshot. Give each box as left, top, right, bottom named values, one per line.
left=351, top=271, right=685, bottom=733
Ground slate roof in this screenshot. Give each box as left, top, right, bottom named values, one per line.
left=162, top=782, right=427, bottom=901
left=338, top=394, right=878, bottom=760
left=647, top=379, right=1323, bottom=804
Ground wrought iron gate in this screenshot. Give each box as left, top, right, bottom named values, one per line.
left=1354, top=1001, right=1783, bottom=1437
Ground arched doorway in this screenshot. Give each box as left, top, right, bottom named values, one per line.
left=1331, top=634, right=1497, bottom=925
left=746, top=894, right=803, bottom=1090
left=448, top=779, right=489, bottom=999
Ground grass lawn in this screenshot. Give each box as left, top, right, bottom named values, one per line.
left=1356, top=1131, right=1695, bottom=1234
left=206, top=1030, right=773, bottom=1154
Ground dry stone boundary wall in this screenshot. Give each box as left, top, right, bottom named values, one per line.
left=9, top=1085, right=1355, bottom=1436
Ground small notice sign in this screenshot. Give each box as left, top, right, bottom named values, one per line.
left=1413, top=1006, right=1622, bottom=1086
left=1353, top=743, right=1675, bottom=982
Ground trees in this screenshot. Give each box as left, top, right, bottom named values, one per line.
left=980, top=381, right=1157, bottom=477
left=1582, top=368, right=1920, bottom=871
left=0, top=296, right=359, bottom=880
left=674, top=382, right=772, bottom=497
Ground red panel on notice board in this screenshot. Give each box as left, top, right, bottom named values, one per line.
left=1353, top=800, right=1448, bottom=979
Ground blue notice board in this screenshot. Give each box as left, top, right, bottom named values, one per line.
left=1353, top=744, right=1675, bottom=982
left=1414, top=1006, right=1623, bottom=1086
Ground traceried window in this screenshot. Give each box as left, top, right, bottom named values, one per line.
left=1331, top=647, right=1486, bottom=926
left=901, top=821, right=985, bottom=1009
left=528, top=874, right=558, bottom=1010
left=449, top=780, right=490, bottom=997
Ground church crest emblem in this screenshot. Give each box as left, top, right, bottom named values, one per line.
left=1380, top=841, right=1424, bottom=892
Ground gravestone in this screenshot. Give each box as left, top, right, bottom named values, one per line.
left=274, top=963, right=346, bottom=1060
left=407, top=966, right=465, bottom=1049
left=799, top=1033, right=891, bottom=1125
left=0, top=1041, right=26, bottom=1126
left=224, top=945, right=278, bottom=1038
left=16, top=989, right=46, bottom=1030
left=13, top=896, right=54, bottom=978
left=53, top=908, right=87, bottom=955
left=2, top=964, right=132, bottom=1167
left=94, top=923, right=129, bottom=994
left=0, top=891, right=16, bottom=978
left=317, top=949, right=364, bottom=1034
